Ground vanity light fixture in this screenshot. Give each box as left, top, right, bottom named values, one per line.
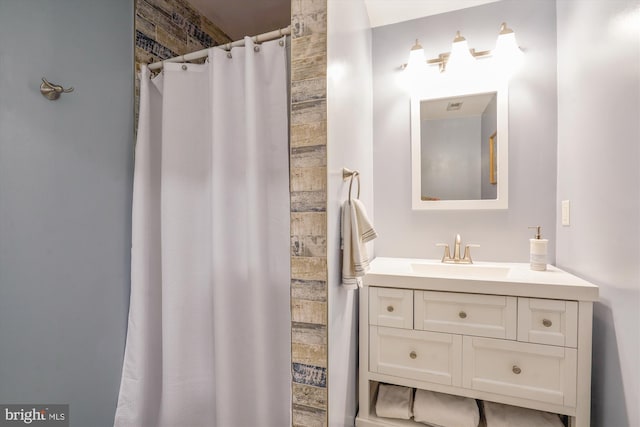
left=493, top=22, right=524, bottom=74
left=445, top=31, right=478, bottom=73
left=405, top=39, right=429, bottom=73
left=402, top=22, right=523, bottom=74
left=399, top=39, right=432, bottom=92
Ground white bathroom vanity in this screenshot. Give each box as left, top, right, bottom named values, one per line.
left=356, top=257, right=598, bottom=427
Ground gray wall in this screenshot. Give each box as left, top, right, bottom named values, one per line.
left=556, top=1, right=640, bottom=426
left=372, top=0, right=558, bottom=261
left=421, top=117, right=481, bottom=200
left=0, top=1, right=134, bottom=426
left=327, top=0, right=373, bottom=425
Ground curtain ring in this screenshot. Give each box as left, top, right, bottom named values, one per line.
left=348, top=172, right=360, bottom=203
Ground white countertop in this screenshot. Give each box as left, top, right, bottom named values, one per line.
left=364, top=257, right=599, bottom=301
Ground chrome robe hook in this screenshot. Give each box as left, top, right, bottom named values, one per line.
left=40, top=77, right=74, bottom=100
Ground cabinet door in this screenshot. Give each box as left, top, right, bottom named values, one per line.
left=415, top=291, right=517, bottom=339
left=462, top=336, right=577, bottom=407
left=370, top=326, right=462, bottom=386
left=518, top=298, right=578, bottom=347
left=369, top=287, right=413, bottom=329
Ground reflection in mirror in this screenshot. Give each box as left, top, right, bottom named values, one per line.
left=420, top=92, right=497, bottom=201
left=411, top=80, right=508, bottom=210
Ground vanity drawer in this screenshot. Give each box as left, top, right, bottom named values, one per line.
left=414, top=291, right=517, bottom=339
left=462, top=336, right=577, bottom=407
left=369, top=287, right=413, bottom=329
left=370, top=326, right=462, bottom=386
left=518, top=298, right=578, bottom=347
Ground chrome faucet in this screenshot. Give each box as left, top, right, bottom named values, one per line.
left=436, top=234, right=479, bottom=264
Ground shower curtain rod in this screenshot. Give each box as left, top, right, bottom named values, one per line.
left=147, top=25, right=291, bottom=71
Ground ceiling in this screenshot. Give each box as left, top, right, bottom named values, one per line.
left=187, top=0, right=290, bottom=40
left=187, top=0, right=502, bottom=41
left=364, top=0, right=502, bottom=28
left=420, top=93, right=495, bottom=120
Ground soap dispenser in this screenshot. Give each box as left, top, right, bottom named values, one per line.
left=528, top=226, right=548, bottom=271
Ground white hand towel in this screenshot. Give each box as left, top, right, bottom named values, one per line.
left=482, top=401, right=564, bottom=427
left=375, top=384, right=414, bottom=420
left=413, top=389, right=480, bottom=427
left=341, top=199, right=378, bottom=289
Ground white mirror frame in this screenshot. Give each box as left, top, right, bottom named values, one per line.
left=411, top=77, right=509, bottom=210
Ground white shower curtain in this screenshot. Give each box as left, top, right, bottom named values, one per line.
left=114, top=37, right=291, bottom=427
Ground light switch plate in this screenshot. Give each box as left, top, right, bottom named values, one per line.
left=562, top=200, right=570, bottom=226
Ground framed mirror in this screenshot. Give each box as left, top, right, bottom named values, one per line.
left=411, top=78, right=508, bottom=210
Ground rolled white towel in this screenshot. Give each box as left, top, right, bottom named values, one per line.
left=482, top=401, right=564, bottom=427
left=413, top=389, right=479, bottom=427
left=375, top=384, right=414, bottom=420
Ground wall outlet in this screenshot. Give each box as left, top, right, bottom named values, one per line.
left=562, top=200, right=570, bottom=226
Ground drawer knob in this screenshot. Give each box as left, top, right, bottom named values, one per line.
left=409, top=351, right=417, bottom=359
left=512, top=365, right=522, bottom=375
left=387, top=305, right=394, bottom=313
left=542, top=318, right=552, bottom=327
left=459, top=311, right=467, bottom=319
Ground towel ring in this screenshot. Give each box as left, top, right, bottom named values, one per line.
left=348, top=172, right=360, bottom=203
left=343, top=168, right=361, bottom=203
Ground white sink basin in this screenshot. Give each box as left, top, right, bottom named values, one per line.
left=410, top=262, right=511, bottom=280
left=364, top=257, right=599, bottom=302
